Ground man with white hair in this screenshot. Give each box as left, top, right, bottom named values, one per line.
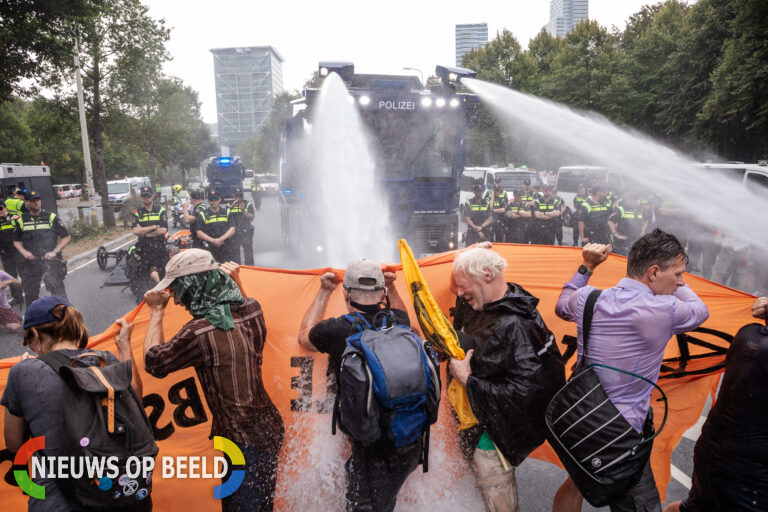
left=449, top=248, right=565, bottom=512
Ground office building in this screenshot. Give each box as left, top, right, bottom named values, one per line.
left=210, top=46, right=284, bottom=151
left=545, top=0, right=589, bottom=38
left=455, top=23, right=488, bottom=67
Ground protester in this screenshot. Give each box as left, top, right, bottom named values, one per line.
left=448, top=247, right=565, bottom=512
left=0, top=270, right=22, bottom=330
left=662, top=296, right=768, bottom=512
left=553, top=230, right=709, bottom=511
left=297, top=259, right=421, bottom=512
left=142, top=251, right=284, bottom=512
left=1, top=296, right=143, bottom=511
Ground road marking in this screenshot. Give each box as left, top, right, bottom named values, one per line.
left=68, top=239, right=135, bottom=275
left=670, top=464, right=692, bottom=489
left=682, top=415, right=707, bottom=442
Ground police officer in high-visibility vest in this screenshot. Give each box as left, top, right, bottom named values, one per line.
left=183, top=189, right=207, bottom=249
left=504, top=188, right=533, bottom=244
left=0, top=201, right=23, bottom=306
left=13, top=190, right=70, bottom=305
left=520, top=179, right=536, bottom=243
left=608, top=190, right=648, bottom=256
left=578, top=184, right=611, bottom=245
left=572, top=183, right=588, bottom=246
left=5, top=188, right=26, bottom=217
left=131, top=186, right=169, bottom=279
left=251, top=176, right=262, bottom=211
left=484, top=178, right=508, bottom=242
left=531, top=185, right=563, bottom=245
left=195, top=188, right=235, bottom=262
left=462, top=184, right=491, bottom=246
left=228, top=187, right=255, bottom=265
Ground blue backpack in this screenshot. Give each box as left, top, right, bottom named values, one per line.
left=332, top=311, right=440, bottom=470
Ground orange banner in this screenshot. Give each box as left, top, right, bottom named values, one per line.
left=0, top=244, right=756, bottom=509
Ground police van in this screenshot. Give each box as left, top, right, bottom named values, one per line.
left=694, top=162, right=768, bottom=198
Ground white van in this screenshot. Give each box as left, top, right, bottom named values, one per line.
left=107, top=177, right=151, bottom=210
left=693, top=162, right=768, bottom=198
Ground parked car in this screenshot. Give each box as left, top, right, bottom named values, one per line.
left=255, top=173, right=279, bottom=195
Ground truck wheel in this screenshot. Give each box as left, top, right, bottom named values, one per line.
left=562, top=208, right=573, bottom=228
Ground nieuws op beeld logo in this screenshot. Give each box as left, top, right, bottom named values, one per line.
left=13, top=435, right=245, bottom=500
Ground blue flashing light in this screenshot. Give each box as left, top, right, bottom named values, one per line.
left=283, top=189, right=291, bottom=195
left=218, top=157, right=231, bottom=166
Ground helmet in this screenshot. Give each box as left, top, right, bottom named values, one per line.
left=172, top=184, right=182, bottom=192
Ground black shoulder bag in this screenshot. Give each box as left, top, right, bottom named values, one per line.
left=544, top=289, right=668, bottom=507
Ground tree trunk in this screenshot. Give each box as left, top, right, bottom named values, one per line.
left=90, top=45, right=116, bottom=228
left=181, top=167, right=187, bottom=188
left=148, top=145, right=157, bottom=190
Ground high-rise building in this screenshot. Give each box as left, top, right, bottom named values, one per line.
left=545, top=0, right=589, bottom=38
left=210, top=46, right=284, bottom=151
left=455, top=23, right=488, bottom=67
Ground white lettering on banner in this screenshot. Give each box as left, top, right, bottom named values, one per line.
left=378, top=100, right=415, bottom=111
left=163, top=456, right=175, bottom=478
left=214, top=456, right=228, bottom=478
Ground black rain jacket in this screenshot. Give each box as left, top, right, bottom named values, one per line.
left=453, top=283, right=566, bottom=465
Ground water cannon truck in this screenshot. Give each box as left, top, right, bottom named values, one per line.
left=280, top=62, right=479, bottom=256
left=205, top=156, right=245, bottom=199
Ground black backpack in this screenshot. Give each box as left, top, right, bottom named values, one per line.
left=332, top=312, right=441, bottom=471
left=40, top=351, right=158, bottom=510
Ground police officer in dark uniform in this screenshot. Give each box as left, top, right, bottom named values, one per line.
left=483, top=178, right=508, bottom=242
left=184, top=189, right=207, bottom=249
left=552, top=188, right=565, bottom=246
left=531, top=185, right=563, bottom=245
left=520, top=179, right=536, bottom=244
left=131, top=186, right=169, bottom=279
left=13, top=190, right=70, bottom=305
left=608, top=191, right=648, bottom=256
left=0, top=201, right=23, bottom=306
left=462, top=184, right=490, bottom=246
left=504, top=189, right=533, bottom=244
left=195, top=188, right=235, bottom=262
left=227, top=187, right=255, bottom=265
left=578, top=184, right=611, bottom=245
left=572, top=183, right=588, bottom=246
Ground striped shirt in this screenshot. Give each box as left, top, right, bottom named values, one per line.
left=145, top=298, right=284, bottom=450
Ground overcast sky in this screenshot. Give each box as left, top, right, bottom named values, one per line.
left=145, top=0, right=659, bottom=123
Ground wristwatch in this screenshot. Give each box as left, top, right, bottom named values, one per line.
left=577, top=264, right=593, bottom=277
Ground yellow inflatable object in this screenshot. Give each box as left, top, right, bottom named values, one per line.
left=398, top=239, right=478, bottom=430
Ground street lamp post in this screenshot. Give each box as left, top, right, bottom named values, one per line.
left=403, top=67, right=424, bottom=85
left=74, top=39, right=99, bottom=227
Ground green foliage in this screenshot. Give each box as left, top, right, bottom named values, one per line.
left=464, top=0, right=767, bottom=165
left=238, top=92, right=299, bottom=172
left=0, top=99, right=37, bottom=163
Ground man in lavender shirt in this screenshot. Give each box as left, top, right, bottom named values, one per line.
left=552, top=229, right=709, bottom=512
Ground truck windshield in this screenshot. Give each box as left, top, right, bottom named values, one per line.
left=108, top=183, right=129, bottom=194
left=360, top=110, right=460, bottom=179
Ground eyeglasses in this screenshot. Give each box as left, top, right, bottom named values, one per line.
left=209, top=196, right=220, bottom=201
left=140, top=193, right=153, bottom=198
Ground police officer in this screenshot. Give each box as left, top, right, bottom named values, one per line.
left=608, top=191, right=648, bottom=256
left=195, top=188, right=235, bottom=262
left=184, top=189, right=207, bottom=249
left=0, top=202, right=23, bottom=306
left=572, top=183, right=588, bottom=246
left=228, top=187, right=255, bottom=265
left=484, top=178, right=508, bottom=242
left=13, top=190, right=70, bottom=305
left=520, top=179, right=536, bottom=243
left=251, top=176, right=262, bottom=211
left=5, top=188, right=26, bottom=217
left=504, top=189, right=533, bottom=244
left=462, top=184, right=490, bottom=246
left=578, top=184, right=611, bottom=245
left=131, top=186, right=169, bottom=279
left=531, top=185, right=563, bottom=245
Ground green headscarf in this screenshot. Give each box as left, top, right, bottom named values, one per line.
left=171, top=269, right=244, bottom=330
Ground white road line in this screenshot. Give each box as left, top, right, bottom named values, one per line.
left=670, top=464, right=692, bottom=489
left=68, top=238, right=135, bottom=275
left=682, top=415, right=707, bottom=442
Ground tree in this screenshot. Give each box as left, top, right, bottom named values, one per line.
left=238, top=92, right=298, bottom=172
left=0, top=99, right=37, bottom=163
left=54, top=0, right=170, bottom=227
left=700, top=0, right=768, bottom=159
left=0, top=1, right=88, bottom=100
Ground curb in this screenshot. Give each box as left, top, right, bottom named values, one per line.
left=67, top=231, right=136, bottom=268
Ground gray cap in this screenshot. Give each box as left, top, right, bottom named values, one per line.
left=343, top=259, right=385, bottom=291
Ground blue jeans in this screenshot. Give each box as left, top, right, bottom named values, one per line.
left=221, top=443, right=280, bottom=512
